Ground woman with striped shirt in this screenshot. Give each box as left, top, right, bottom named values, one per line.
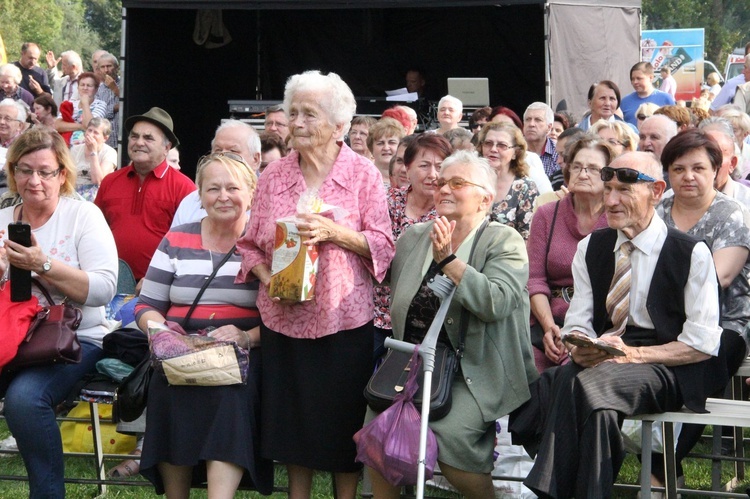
left=136, top=153, right=273, bottom=497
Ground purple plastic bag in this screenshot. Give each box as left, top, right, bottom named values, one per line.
left=354, top=348, right=438, bottom=486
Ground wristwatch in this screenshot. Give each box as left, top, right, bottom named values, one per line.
left=40, top=255, right=52, bottom=274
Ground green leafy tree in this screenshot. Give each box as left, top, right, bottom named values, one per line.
left=84, top=0, right=122, bottom=57
left=0, top=0, right=64, bottom=60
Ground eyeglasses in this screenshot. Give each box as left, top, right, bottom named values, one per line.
left=604, top=139, right=624, bottom=147
left=636, top=114, right=649, bottom=120
left=600, top=166, right=656, bottom=183
left=0, top=115, right=22, bottom=124
left=14, top=166, right=62, bottom=180
left=482, top=140, right=515, bottom=151
left=469, top=123, right=485, bottom=131
left=435, top=177, right=486, bottom=191
left=569, top=165, right=602, bottom=175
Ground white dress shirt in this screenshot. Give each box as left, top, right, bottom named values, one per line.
left=562, top=214, right=722, bottom=356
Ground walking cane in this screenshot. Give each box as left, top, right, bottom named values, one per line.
left=384, top=274, right=456, bottom=499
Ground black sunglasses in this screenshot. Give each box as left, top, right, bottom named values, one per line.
left=600, top=166, right=656, bottom=183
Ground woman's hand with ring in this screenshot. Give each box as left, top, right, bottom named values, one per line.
left=296, top=213, right=338, bottom=246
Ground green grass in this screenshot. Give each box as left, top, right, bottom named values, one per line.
left=1, top=420, right=749, bottom=498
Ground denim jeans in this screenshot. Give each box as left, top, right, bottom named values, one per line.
left=2, top=341, right=103, bottom=499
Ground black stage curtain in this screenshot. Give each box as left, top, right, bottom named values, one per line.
left=124, top=5, right=545, bottom=178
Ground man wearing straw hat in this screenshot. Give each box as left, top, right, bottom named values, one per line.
left=95, top=107, right=195, bottom=281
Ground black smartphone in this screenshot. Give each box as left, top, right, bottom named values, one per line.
left=8, top=222, right=32, bottom=302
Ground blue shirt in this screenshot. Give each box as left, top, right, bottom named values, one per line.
left=620, top=89, right=675, bottom=126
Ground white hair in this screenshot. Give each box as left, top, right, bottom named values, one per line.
left=440, top=150, right=497, bottom=208
left=61, top=51, right=83, bottom=71
left=0, top=64, right=22, bottom=85
left=212, top=119, right=261, bottom=157
left=0, top=98, right=27, bottom=122
left=698, top=117, right=736, bottom=145
left=642, top=114, right=678, bottom=141
left=283, top=70, right=356, bottom=138
left=438, top=95, right=463, bottom=114
left=524, top=102, right=554, bottom=124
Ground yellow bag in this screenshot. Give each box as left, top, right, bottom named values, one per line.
left=60, top=401, right=137, bottom=454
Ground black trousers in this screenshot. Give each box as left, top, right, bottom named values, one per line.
left=519, top=362, right=683, bottom=499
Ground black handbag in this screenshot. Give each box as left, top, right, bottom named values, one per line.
left=113, top=354, right=151, bottom=422
left=5, top=279, right=82, bottom=371
left=365, top=342, right=458, bottom=420
left=364, top=220, right=487, bottom=421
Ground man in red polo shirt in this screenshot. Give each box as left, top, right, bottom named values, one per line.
left=95, top=107, right=196, bottom=281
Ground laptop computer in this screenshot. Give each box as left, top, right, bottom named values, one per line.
left=447, top=78, right=490, bottom=107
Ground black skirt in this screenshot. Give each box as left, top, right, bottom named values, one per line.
left=139, top=348, right=274, bottom=495
left=260, top=322, right=374, bottom=472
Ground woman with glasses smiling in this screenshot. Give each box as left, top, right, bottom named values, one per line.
left=526, top=137, right=614, bottom=372
left=0, top=128, right=118, bottom=498
left=476, top=121, right=539, bottom=240
left=369, top=150, right=536, bottom=498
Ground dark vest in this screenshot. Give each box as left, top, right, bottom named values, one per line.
left=585, top=227, right=726, bottom=413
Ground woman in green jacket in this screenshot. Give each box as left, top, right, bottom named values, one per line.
left=368, top=150, right=538, bottom=498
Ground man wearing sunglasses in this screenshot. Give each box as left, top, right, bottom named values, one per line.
left=514, top=152, right=725, bottom=498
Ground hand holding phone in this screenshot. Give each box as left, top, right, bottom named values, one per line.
left=8, top=222, right=32, bottom=302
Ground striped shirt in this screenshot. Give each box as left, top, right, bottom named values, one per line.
left=136, top=223, right=259, bottom=331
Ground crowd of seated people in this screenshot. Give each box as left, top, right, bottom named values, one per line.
left=4, top=38, right=750, bottom=499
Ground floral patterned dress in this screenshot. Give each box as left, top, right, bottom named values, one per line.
left=373, top=185, right=438, bottom=330
left=492, top=176, right=539, bottom=240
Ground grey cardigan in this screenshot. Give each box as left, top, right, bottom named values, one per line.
left=390, top=220, right=539, bottom=423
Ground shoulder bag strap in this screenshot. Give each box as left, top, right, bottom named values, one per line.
left=455, top=218, right=489, bottom=360
left=182, top=245, right=236, bottom=329
left=544, top=201, right=561, bottom=275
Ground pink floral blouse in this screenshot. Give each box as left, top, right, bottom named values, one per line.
left=236, top=143, right=395, bottom=339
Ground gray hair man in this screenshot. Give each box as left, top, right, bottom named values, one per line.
left=638, top=114, right=677, bottom=161
left=523, top=102, right=558, bottom=178
left=94, top=53, right=120, bottom=148
left=46, top=50, right=83, bottom=103
left=171, top=119, right=261, bottom=227
left=515, top=151, right=724, bottom=499
left=264, top=104, right=289, bottom=141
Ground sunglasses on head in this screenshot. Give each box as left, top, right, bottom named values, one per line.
left=198, top=152, right=250, bottom=169
left=600, top=166, right=656, bottom=183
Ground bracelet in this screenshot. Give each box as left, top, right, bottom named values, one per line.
left=241, top=329, right=251, bottom=349
left=437, top=254, right=457, bottom=270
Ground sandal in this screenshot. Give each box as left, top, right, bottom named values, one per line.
left=107, top=449, right=141, bottom=478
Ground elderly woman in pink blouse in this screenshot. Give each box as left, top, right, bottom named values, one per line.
left=236, top=70, right=395, bottom=499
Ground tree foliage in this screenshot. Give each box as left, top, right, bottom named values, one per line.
left=642, top=0, right=750, bottom=68
left=84, top=0, right=122, bottom=57
left=0, top=0, right=121, bottom=70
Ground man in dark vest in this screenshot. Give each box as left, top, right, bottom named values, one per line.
left=512, top=151, right=725, bottom=499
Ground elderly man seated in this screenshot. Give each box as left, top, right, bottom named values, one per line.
left=510, top=151, right=728, bottom=499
